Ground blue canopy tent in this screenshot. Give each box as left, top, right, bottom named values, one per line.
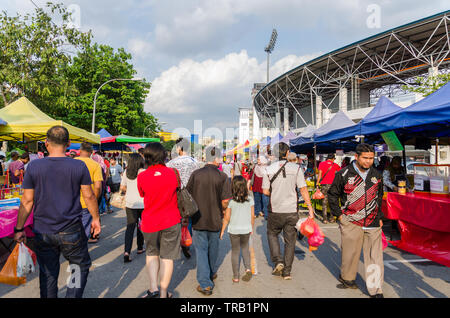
left=311, top=96, right=402, bottom=145
left=280, top=131, right=298, bottom=144
left=289, top=124, right=316, bottom=147
left=290, top=111, right=357, bottom=153
left=270, top=133, right=284, bottom=146
left=362, top=82, right=450, bottom=144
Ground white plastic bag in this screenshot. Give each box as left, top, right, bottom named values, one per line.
left=295, top=218, right=308, bottom=232
left=17, top=243, right=35, bottom=277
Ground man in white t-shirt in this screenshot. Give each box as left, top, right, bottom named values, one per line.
left=166, top=137, right=200, bottom=258
left=262, top=142, right=314, bottom=280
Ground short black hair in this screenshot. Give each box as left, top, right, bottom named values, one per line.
left=11, top=152, right=19, bottom=159
left=272, top=142, right=290, bottom=160
left=80, top=142, right=93, bottom=153
left=327, top=153, right=335, bottom=160
left=175, top=137, right=190, bottom=153
left=205, top=146, right=221, bottom=162
left=355, top=143, right=375, bottom=155
left=20, top=152, right=29, bottom=160
left=46, top=126, right=69, bottom=146
left=144, top=142, right=167, bottom=167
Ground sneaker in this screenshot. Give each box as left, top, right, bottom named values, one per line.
left=242, top=270, right=252, bottom=282
left=337, top=275, right=358, bottom=289
left=282, top=271, right=292, bottom=280
left=272, top=263, right=284, bottom=276
left=197, top=285, right=213, bottom=296
left=370, top=293, right=384, bottom=298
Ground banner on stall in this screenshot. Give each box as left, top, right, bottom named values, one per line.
left=381, top=131, right=404, bottom=151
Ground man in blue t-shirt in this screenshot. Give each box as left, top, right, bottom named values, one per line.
left=14, top=126, right=101, bottom=298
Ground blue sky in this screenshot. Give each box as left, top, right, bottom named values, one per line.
left=4, top=0, right=450, bottom=136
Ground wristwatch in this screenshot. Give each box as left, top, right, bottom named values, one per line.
left=14, top=227, right=24, bottom=233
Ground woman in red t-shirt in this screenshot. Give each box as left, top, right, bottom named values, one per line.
left=137, top=142, right=181, bottom=298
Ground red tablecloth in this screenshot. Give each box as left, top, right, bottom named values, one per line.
left=383, top=192, right=450, bottom=267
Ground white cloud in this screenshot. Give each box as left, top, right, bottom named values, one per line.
left=146, top=50, right=321, bottom=130
left=128, top=38, right=153, bottom=59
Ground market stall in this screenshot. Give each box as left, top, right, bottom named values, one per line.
left=383, top=192, right=450, bottom=267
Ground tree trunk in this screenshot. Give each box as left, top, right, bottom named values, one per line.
left=0, top=84, right=8, bottom=106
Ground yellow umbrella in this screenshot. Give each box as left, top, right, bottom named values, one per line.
left=0, top=97, right=100, bottom=144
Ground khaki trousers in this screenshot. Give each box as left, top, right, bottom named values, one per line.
left=339, top=217, right=384, bottom=296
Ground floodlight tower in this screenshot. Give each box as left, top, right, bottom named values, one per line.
left=264, top=29, right=278, bottom=83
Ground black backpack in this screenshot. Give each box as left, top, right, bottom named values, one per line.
left=172, top=168, right=199, bottom=218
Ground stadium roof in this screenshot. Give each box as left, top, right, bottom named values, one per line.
left=254, top=10, right=450, bottom=128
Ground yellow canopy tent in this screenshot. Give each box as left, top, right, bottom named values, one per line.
left=0, top=97, right=100, bottom=144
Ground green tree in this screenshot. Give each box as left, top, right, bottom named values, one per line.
left=63, top=43, right=160, bottom=136
left=403, top=74, right=450, bottom=97
left=0, top=2, right=90, bottom=109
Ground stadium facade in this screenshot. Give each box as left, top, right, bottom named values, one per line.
left=253, top=10, right=450, bottom=136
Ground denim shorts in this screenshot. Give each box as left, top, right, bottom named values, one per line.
left=142, top=223, right=181, bottom=260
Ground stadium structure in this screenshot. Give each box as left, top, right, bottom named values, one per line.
left=253, top=10, right=450, bottom=135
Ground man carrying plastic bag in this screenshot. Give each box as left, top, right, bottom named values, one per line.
left=13, top=126, right=101, bottom=298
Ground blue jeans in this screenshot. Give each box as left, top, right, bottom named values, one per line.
left=81, top=208, right=92, bottom=239
left=253, top=191, right=269, bottom=219
left=33, top=221, right=92, bottom=298
left=193, top=230, right=220, bottom=289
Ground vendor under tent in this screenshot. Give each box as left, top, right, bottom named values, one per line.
left=101, top=135, right=160, bottom=164
left=0, top=97, right=100, bottom=144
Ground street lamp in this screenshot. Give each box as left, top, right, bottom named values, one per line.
left=264, top=29, right=278, bottom=83
left=92, top=77, right=144, bottom=133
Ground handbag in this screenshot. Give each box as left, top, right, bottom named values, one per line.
left=172, top=168, right=199, bottom=218
left=110, top=192, right=125, bottom=209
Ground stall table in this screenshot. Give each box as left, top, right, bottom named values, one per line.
left=0, top=209, right=34, bottom=252
left=382, top=192, right=450, bottom=267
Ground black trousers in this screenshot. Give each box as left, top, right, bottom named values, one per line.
left=266, top=212, right=299, bottom=275
left=124, top=208, right=144, bottom=254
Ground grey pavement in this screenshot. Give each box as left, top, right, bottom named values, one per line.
left=1, top=207, right=449, bottom=298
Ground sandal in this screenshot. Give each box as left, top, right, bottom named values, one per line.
left=142, top=290, right=160, bottom=298
left=232, top=278, right=239, bottom=283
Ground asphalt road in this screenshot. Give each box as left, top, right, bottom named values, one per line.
left=1, top=207, right=449, bottom=298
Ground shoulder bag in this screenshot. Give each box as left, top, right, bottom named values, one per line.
left=172, top=168, right=199, bottom=218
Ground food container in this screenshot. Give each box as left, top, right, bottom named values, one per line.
left=414, top=164, right=449, bottom=195
left=398, top=180, right=406, bottom=195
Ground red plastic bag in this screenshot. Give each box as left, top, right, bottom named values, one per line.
left=181, top=226, right=192, bottom=247
left=300, top=218, right=316, bottom=238
left=0, top=244, right=27, bottom=286
left=382, top=231, right=388, bottom=250
left=308, top=223, right=325, bottom=251
left=312, top=187, right=325, bottom=200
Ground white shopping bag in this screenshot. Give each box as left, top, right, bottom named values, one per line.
left=17, top=243, right=35, bottom=277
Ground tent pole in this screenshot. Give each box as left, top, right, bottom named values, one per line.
left=401, top=142, right=407, bottom=176
left=313, top=143, right=317, bottom=217
left=435, top=139, right=439, bottom=164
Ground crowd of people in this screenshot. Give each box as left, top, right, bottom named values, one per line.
left=10, top=125, right=416, bottom=298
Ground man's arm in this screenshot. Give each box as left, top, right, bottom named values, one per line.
left=81, top=184, right=101, bottom=238
left=327, top=172, right=344, bottom=220
left=299, top=186, right=314, bottom=218
left=377, top=173, right=384, bottom=227
left=317, top=169, right=323, bottom=184
left=93, top=181, right=102, bottom=199
left=383, top=170, right=396, bottom=191
left=14, top=189, right=34, bottom=243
